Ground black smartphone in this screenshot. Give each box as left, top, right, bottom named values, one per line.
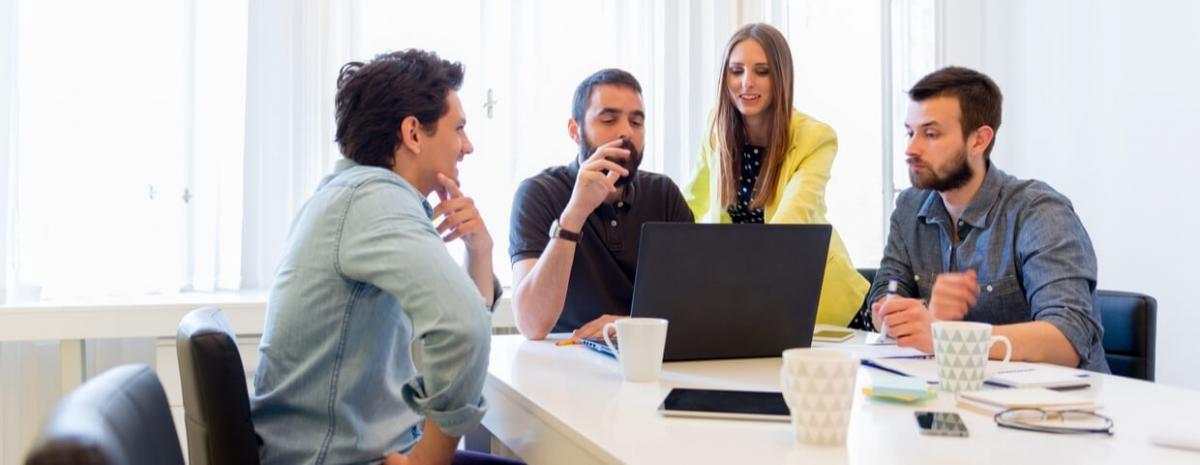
left=914, top=411, right=969, bottom=437
left=658, top=388, right=790, bottom=422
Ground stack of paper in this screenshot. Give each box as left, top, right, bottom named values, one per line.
left=862, top=358, right=1095, bottom=390
left=986, top=364, right=1094, bottom=389
left=956, top=387, right=1097, bottom=416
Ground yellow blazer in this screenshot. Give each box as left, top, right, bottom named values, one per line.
left=684, top=110, right=867, bottom=326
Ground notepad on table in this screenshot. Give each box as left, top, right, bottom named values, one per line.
left=863, top=375, right=936, bottom=403
left=956, top=387, right=1097, bottom=416
left=985, top=364, right=1094, bottom=390
left=863, top=358, right=1095, bottom=390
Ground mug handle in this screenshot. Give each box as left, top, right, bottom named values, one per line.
left=602, top=322, right=621, bottom=362
left=989, top=335, right=1013, bottom=371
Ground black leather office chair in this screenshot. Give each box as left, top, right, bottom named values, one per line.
left=177, top=307, right=262, bottom=465
left=857, top=268, right=877, bottom=285
left=24, top=364, right=185, bottom=465
left=1095, top=290, right=1156, bottom=381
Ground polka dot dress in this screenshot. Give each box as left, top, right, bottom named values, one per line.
left=848, top=304, right=876, bottom=331
left=726, top=145, right=766, bottom=224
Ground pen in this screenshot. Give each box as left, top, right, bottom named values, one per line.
left=879, top=279, right=898, bottom=339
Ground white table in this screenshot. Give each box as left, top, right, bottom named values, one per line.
left=481, top=333, right=1200, bottom=465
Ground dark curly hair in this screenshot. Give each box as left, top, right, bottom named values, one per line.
left=334, top=49, right=464, bottom=168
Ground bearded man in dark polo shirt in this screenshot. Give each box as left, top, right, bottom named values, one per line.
left=508, top=69, right=694, bottom=341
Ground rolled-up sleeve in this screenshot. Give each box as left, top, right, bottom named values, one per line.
left=337, top=182, right=491, bottom=437
left=1017, top=192, right=1103, bottom=369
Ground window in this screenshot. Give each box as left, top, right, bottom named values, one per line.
left=1, top=1, right=938, bottom=301
left=6, top=0, right=247, bottom=302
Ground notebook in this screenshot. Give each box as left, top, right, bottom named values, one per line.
left=863, top=358, right=1095, bottom=390
left=956, top=387, right=1097, bottom=416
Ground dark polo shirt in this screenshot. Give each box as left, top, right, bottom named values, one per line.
left=509, top=159, right=694, bottom=333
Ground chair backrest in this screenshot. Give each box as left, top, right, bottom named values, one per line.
left=857, top=268, right=878, bottom=286
left=176, top=307, right=262, bottom=465
left=24, top=364, right=185, bottom=465
left=1095, top=290, right=1157, bottom=381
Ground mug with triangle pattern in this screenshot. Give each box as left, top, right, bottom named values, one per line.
left=932, top=321, right=1012, bottom=392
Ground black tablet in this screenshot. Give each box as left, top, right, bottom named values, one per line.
left=658, top=388, right=791, bottom=422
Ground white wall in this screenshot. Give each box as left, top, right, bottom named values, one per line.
left=941, top=0, right=1200, bottom=388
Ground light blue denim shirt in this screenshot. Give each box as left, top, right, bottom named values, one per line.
left=867, top=164, right=1109, bottom=373
left=251, top=159, right=492, bottom=465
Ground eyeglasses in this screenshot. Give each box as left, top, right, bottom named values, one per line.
left=994, top=408, right=1114, bottom=435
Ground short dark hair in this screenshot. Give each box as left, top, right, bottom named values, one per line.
left=908, top=66, right=1003, bottom=159
left=571, top=68, right=642, bottom=125
left=334, top=49, right=464, bottom=168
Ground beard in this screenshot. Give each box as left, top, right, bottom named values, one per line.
left=578, top=131, right=643, bottom=187
left=909, top=147, right=973, bottom=192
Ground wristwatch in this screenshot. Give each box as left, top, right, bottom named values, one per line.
left=549, top=219, right=581, bottom=243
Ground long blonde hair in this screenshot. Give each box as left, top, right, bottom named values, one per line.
left=712, top=23, right=794, bottom=210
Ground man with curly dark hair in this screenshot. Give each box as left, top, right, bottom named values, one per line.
left=251, top=49, right=516, bottom=465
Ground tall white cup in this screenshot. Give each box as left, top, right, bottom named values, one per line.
left=603, top=318, right=668, bottom=382
left=780, top=348, right=859, bottom=445
left=932, top=321, right=1013, bottom=392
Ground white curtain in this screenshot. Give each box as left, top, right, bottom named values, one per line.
left=239, top=0, right=352, bottom=289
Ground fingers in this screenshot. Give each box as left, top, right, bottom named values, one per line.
left=584, top=138, right=629, bottom=162
left=581, top=158, right=629, bottom=177
left=571, top=315, right=623, bottom=340
left=603, top=167, right=623, bottom=185
left=440, top=216, right=483, bottom=243
left=437, top=172, right=463, bottom=198
left=432, top=196, right=474, bottom=222
left=879, top=296, right=922, bottom=317
left=572, top=320, right=605, bottom=340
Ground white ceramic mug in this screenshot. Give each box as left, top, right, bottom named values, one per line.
left=932, top=321, right=1013, bottom=392
left=780, top=348, right=859, bottom=445
left=603, top=318, right=668, bottom=382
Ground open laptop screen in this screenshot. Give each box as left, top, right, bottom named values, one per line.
left=630, top=223, right=831, bottom=361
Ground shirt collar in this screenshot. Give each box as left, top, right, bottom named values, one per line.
left=335, top=158, right=434, bottom=218
left=916, top=162, right=1005, bottom=230
left=958, top=162, right=1006, bottom=230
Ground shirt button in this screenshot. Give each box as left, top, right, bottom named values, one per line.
left=610, top=220, right=618, bottom=227
left=914, top=274, right=921, bottom=281
left=986, top=285, right=994, bottom=292
left=617, top=201, right=624, bottom=208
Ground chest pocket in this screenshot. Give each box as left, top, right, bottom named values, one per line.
left=971, top=275, right=1027, bottom=325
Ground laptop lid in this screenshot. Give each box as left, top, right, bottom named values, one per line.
left=630, top=223, right=831, bottom=361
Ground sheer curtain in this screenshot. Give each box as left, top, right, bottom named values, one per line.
left=240, top=0, right=352, bottom=290
left=0, top=1, right=248, bottom=462
left=234, top=0, right=742, bottom=287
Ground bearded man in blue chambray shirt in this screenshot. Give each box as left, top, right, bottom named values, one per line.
left=855, top=66, right=1108, bottom=373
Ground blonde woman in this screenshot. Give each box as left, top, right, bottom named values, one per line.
left=685, top=23, right=867, bottom=326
